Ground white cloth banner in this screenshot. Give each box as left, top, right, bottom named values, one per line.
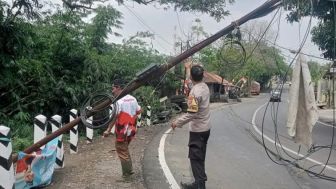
left=286, top=55, right=318, bottom=147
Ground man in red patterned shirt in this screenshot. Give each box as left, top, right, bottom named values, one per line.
left=103, top=79, right=141, bottom=179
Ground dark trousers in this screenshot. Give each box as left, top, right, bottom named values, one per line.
left=115, top=140, right=131, bottom=161
left=115, top=140, right=133, bottom=176
left=188, top=130, right=210, bottom=182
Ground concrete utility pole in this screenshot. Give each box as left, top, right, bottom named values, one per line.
left=12, top=0, right=282, bottom=162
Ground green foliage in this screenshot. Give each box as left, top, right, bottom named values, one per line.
left=0, top=0, right=236, bottom=152
left=118, top=0, right=234, bottom=21
left=201, top=39, right=287, bottom=88
left=283, top=0, right=336, bottom=59
left=12, top=137, right=33, bottom=152
left=2, top=111, right=33, bottom=152
left=195, top=18, right=288, bottom=89
left=133, top=86, right=161, bottom=113
left=0, top=1, right=171, bottom=152
left=86, top=5, right=122, bottom=52
left=307, top=60, right=329, bottom=82
left=160, top=0, right=233, bottom=21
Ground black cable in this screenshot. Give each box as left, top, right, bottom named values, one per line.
left=272, top=7, right=285, bottom=76
left=315, top=0, right=336, bottom=176
left=80, top=79, right=135, bottom=129
left=227, top=104, right=293, bottom=140
left=239, top=29, right=331, bottom=62
left=123, top=4, right=173, bottom=51
left=271, top=99, right=285, bottom=158
left=80, top=93, right=117, bottom=129
left=263, top=0, right=336, bottom=181
left=293, top=1, right=336, bottom=177
left=225, top=95, right=336, bottom=181
left=245, top=6, right=308, bottom=161
left=269, top=0, right=313, bottom=148
left=175, top=11, right=188, bottom=39
left=80, top=61, right=173, bottom=129
left=258, top=101, right=336, bottom=182
left=245, top=8, right=280, bottom=62
left=217, top=38, right=247, bottom=67
left=245, top=0, right=336, bottom=182
left=261, top=101, right=289, bottom=165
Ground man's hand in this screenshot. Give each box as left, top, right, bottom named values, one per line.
left=102, top=130, right=110, bottom=138
left=171, top=121, right=177, bottom=130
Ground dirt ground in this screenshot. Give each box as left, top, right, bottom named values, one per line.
left=48, top=124, right=166, bottom=189
left=46, top=103, right=227, bottom=189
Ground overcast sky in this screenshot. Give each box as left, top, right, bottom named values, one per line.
left=107, top=0, right=330, bottom=64
left=6, top=0, right=328, bottom=63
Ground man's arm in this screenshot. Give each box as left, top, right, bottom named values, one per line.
left=171, top=93, right=201, bottom=130
left=172, top=112, right=197, bottom=129
left=103, top=102, right=121, bottom=137
left=133, top=98, right=142, bottom=115
left=136, top=104, right=142, bottom=115
left=103, top=119, right=116, bottom=137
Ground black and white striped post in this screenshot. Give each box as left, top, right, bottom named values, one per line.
left=50, top=115, right=64, bottom=169
left=146, top=106, right=151, bottom=126
left=86, top=117, right=93, bottom=144
left=109, top=106, right=115, bottom=135
left=69, top=109, right=78, bottom=154
left=136, top=113, right=142, bottom=128
left=0, top=125, right=15, bottom=189
left=34, top=114, right=47, bottom=149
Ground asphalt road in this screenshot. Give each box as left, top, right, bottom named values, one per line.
left=144, top=88, right=336, bottom=189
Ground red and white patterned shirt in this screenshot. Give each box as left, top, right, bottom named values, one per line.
left=115, top=94, right=141, bottom=142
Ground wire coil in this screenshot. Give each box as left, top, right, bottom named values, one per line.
left=217, top=38, right=246, bottom=67
left=80, top=93, right=118, bottom=129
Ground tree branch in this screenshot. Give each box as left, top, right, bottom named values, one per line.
left=135, top=0, right=156, bottom=5
left=0, top=79, right=34, bottom=98
left=61, top=0, right=97, bottom=11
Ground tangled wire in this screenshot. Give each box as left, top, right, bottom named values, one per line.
left=80, top=93, right=118, bottom=129
left=217, top=28, right=247, bottom=67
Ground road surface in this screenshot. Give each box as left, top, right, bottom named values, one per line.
left=144, top=87, right=336, bottom=189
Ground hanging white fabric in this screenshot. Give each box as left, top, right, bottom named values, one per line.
left=286, top=55, right=318, bottom=147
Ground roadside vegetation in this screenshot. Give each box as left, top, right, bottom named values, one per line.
left=0, top=0, right=332, bottom=151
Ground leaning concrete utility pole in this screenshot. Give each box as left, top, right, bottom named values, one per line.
left=12, top=0, right=282, bottom=162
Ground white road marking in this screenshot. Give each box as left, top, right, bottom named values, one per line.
left=252, top=102, right=336, bottom=172
left=158, top=104, right=229, bottom=189
left=158, top=100, right=336, bottom=188
left=158, top=128, right=180, bottom=189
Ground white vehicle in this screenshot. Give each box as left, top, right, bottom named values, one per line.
left=270, top=89, right=281, bottom=102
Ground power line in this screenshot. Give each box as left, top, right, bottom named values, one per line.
left=175, top=11, right=188, bottom=39
left=241, top=28, right=331, bottom=62
left=246, top=8, right=280, bottom=61
left=268, top=41, right=331, bottom=62
left=123, top=4, right=174, bottom=52
left=235, top=0, right=336, bottom=182
left=260, top=0, right=336, bottom=181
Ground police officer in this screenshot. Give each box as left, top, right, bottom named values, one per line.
left=171, top=65, right=211, bottom=189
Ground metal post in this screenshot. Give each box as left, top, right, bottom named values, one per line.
left=86, top=117, right=93, bottom=144
left=0, top=125, right=15, bottom=189
left=146, top=106, right=151, bottom=126
left=50, top=115, right=64, bottom=168
left=69, top=109, right=79, bottom=154
left=34, top=115, right=47, bottom=150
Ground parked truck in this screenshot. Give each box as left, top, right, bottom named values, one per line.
left=251, top=81, right=261, bottom=95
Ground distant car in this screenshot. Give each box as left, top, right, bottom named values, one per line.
left=270, top=89, right=281, bottom=102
